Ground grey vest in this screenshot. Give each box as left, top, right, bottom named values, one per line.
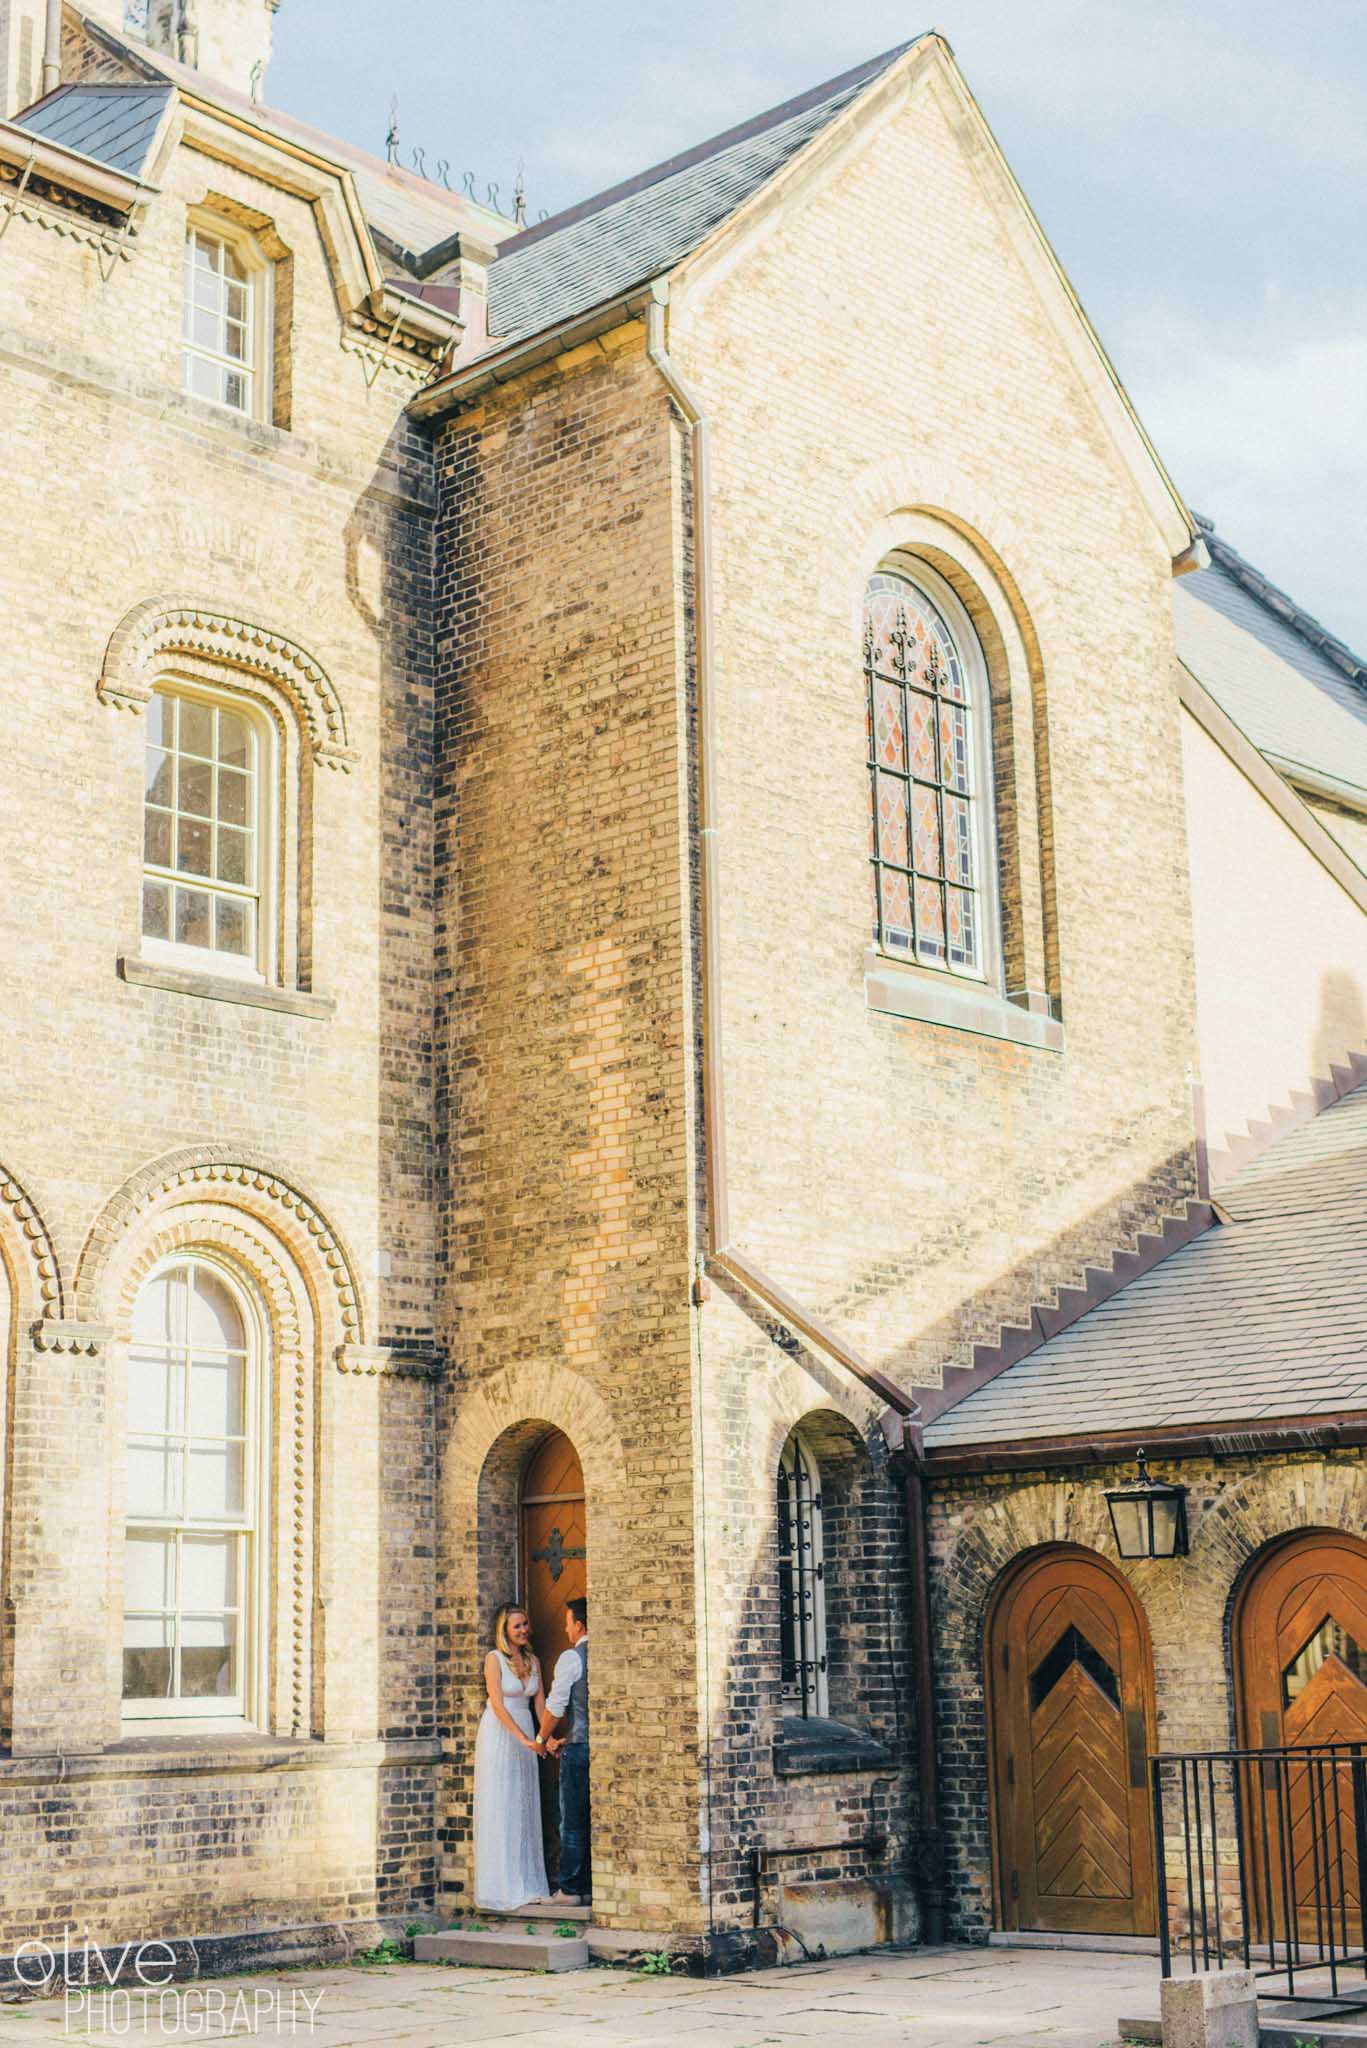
left=565, top=1639, right=589, bottom=1749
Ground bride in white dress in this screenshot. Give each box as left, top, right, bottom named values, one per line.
left=473, top=1604, right=550, bottom=1910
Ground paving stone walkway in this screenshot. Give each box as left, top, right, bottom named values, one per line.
left=0, top=1945, right=1162, bottom=2048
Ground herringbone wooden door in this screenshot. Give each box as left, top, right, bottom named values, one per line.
left=990, top=1548, right=1157, bottom=1934
left=1237, top=1532, right=1367, bottom=1944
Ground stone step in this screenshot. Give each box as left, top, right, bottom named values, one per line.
left=477, top=1899, right=590, bottom=1925
left=413, top=1928, right=590, bottom=1973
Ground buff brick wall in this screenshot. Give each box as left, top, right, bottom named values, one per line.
left=658, top=45, right=1205, bottom=1949
left=925, top=1451, right=1367, bottom=1939
left=671, top=50, right=1201, bottom=1402
left=0, top=43, right=441, bottom=1955
left=429, top=329, right=705, bottom=1935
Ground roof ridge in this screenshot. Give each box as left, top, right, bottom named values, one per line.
left=502, top=38, right=918, bottom=257
left=1193, top=510, right=1367, bottom=693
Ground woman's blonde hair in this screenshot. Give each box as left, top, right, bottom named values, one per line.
left=492, top=1603, right=530, bottom=1662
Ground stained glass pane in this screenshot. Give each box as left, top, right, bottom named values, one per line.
left=911, top=785, right=942, bottom=877
left=876, top=774, right=909, bottom=868
left=873, top=679, right=904, bottom=769
left=907, top=693, right=936, bottom=779
left=864, top=567, right=986, bottom=975
left=880, top=869, right=912, bottom=948
left=940, top=703, right=971, bottom=796
left=915, top=879, right=945, bottom=961
left=944, top=796, right=973, bottom=886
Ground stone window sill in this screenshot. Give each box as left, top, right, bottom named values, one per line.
left=864, top=948, right=1063, bottom=1053
left=773, top=1715, right=894, bottom=1778
left=118, top=955, right=335, bottom=1020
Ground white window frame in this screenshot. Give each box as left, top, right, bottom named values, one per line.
left=865, top=554, right=1002, bottom=992
left=778, top=1433, right=828, bottom=1718
left=122, top=1255, right=270, bottom=1730
left=181, top=216, right=274, bottom=424
left=140, top=680, right=275, bottom=985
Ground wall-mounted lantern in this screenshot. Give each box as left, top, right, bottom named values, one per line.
left=1105, top=1448, right=1189, bottom=1560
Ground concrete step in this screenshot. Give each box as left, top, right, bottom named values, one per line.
left=477, top=1900, right=590, bottom=1926
left=413, top=1928, right=590, bottom=1973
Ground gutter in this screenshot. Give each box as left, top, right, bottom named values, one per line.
left=1266, top=753, right=1367, bottom=820
left=409, top=283, right=663, bottom=417
left=920, top=1411, right=1367, bottom=1480
left=0, top=120, right=150, bottom=210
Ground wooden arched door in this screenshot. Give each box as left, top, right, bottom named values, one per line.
left=988, top=1547, right=1157, bottom=1935
left=1235, top=1531, right=1367, bottom=1942
left=520, top=1429, right=587, bottom=1672
left=520, top=1430, right=586, bottom=1880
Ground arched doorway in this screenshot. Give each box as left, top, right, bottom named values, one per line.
left=520, top=1429, right=587, bottom=1879
left=987, top=1546, right=1157, bottom=1935
left=1235, top=1530, right=1367, bottom=1942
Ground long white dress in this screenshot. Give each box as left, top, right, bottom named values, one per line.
left=473, top=1650, right=549, bottom=1910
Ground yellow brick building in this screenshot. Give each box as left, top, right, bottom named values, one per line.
left=0, top=0, right=1364, bottom=1980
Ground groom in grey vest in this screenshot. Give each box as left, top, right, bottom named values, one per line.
left=539, top=1596, right=590, bottom=1904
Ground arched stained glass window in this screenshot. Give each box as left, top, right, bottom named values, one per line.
left=864, top=568, right=990, bottom=977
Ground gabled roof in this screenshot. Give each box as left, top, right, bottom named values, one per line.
left=486, top=41, right=917, bottom=347
left=12, top=82, right=173, bottom=180
left=924, top=1078, right=1367, bottom=1450
left=1175, top=517, right=1367, bottom=806
left=61, top=7, right=510, bottom=263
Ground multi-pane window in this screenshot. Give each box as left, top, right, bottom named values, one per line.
left=182, top=227, right=257, bottom=415
left=864, top=568, right=989, bottom=977
left=142, top=689, right=261, bottom=970
left=778, top=1434, right=827, bottom=1718
left=123, top=1260, right=260, bottom=1719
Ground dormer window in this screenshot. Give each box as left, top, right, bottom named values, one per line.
left=182, top=223, right=270, bottom=419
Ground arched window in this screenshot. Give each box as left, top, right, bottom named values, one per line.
left=864, top=565, right=994, bottom=979
left=142, top=686, right=271, bottom=978
left=778, top=1433, right=827, bottom=1718
left=123, top=1258, right=263, bottom=1722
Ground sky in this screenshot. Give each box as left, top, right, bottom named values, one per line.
left=272, top=1, right=1367, bottom=652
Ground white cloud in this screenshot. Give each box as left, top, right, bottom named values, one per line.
left=1119, top=311, right=1367, bottom=650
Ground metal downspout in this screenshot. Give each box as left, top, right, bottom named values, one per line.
left=41, top=0, right=61, bottom=95
left=644, top=294, right=917, bottom=1425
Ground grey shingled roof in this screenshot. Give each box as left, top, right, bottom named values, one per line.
left=924, top=1081, right=1367, bottom=1449
left=1175, top=521, right=1367, bottom=803
left=12, top=83, right=172, bottom=179
left=486, top=41, right=916, bottom=347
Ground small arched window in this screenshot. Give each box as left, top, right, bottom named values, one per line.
left=864, top=565, right=994, bottom=979
left=778, top=1433, right=827, bottom=1718
left=123, top=1258, right=263, bottom=1722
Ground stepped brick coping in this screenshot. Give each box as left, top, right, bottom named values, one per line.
left=912, top=1197, right=1215, bottom=1431
left=1204, top=1047, right=1367, bottom=1189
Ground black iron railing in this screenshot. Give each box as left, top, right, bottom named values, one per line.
left=1153, top=1744, right=1367, bottom=2012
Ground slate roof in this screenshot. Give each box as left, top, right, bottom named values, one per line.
left=486, top=41, right=917, bottom=347
left=11, top=83, right=173, bottom=180
left=924, top=1080, right=1367, bottom=1449
left=1175, top=519, right=1367, bottom=804
left=56, top=11, right=509, bottom=260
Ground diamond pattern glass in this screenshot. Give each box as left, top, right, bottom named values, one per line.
left=864, top=569, right=985, bottom=975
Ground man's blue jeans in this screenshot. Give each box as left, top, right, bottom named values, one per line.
left=557, top=1744, right=591, bottom=1898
